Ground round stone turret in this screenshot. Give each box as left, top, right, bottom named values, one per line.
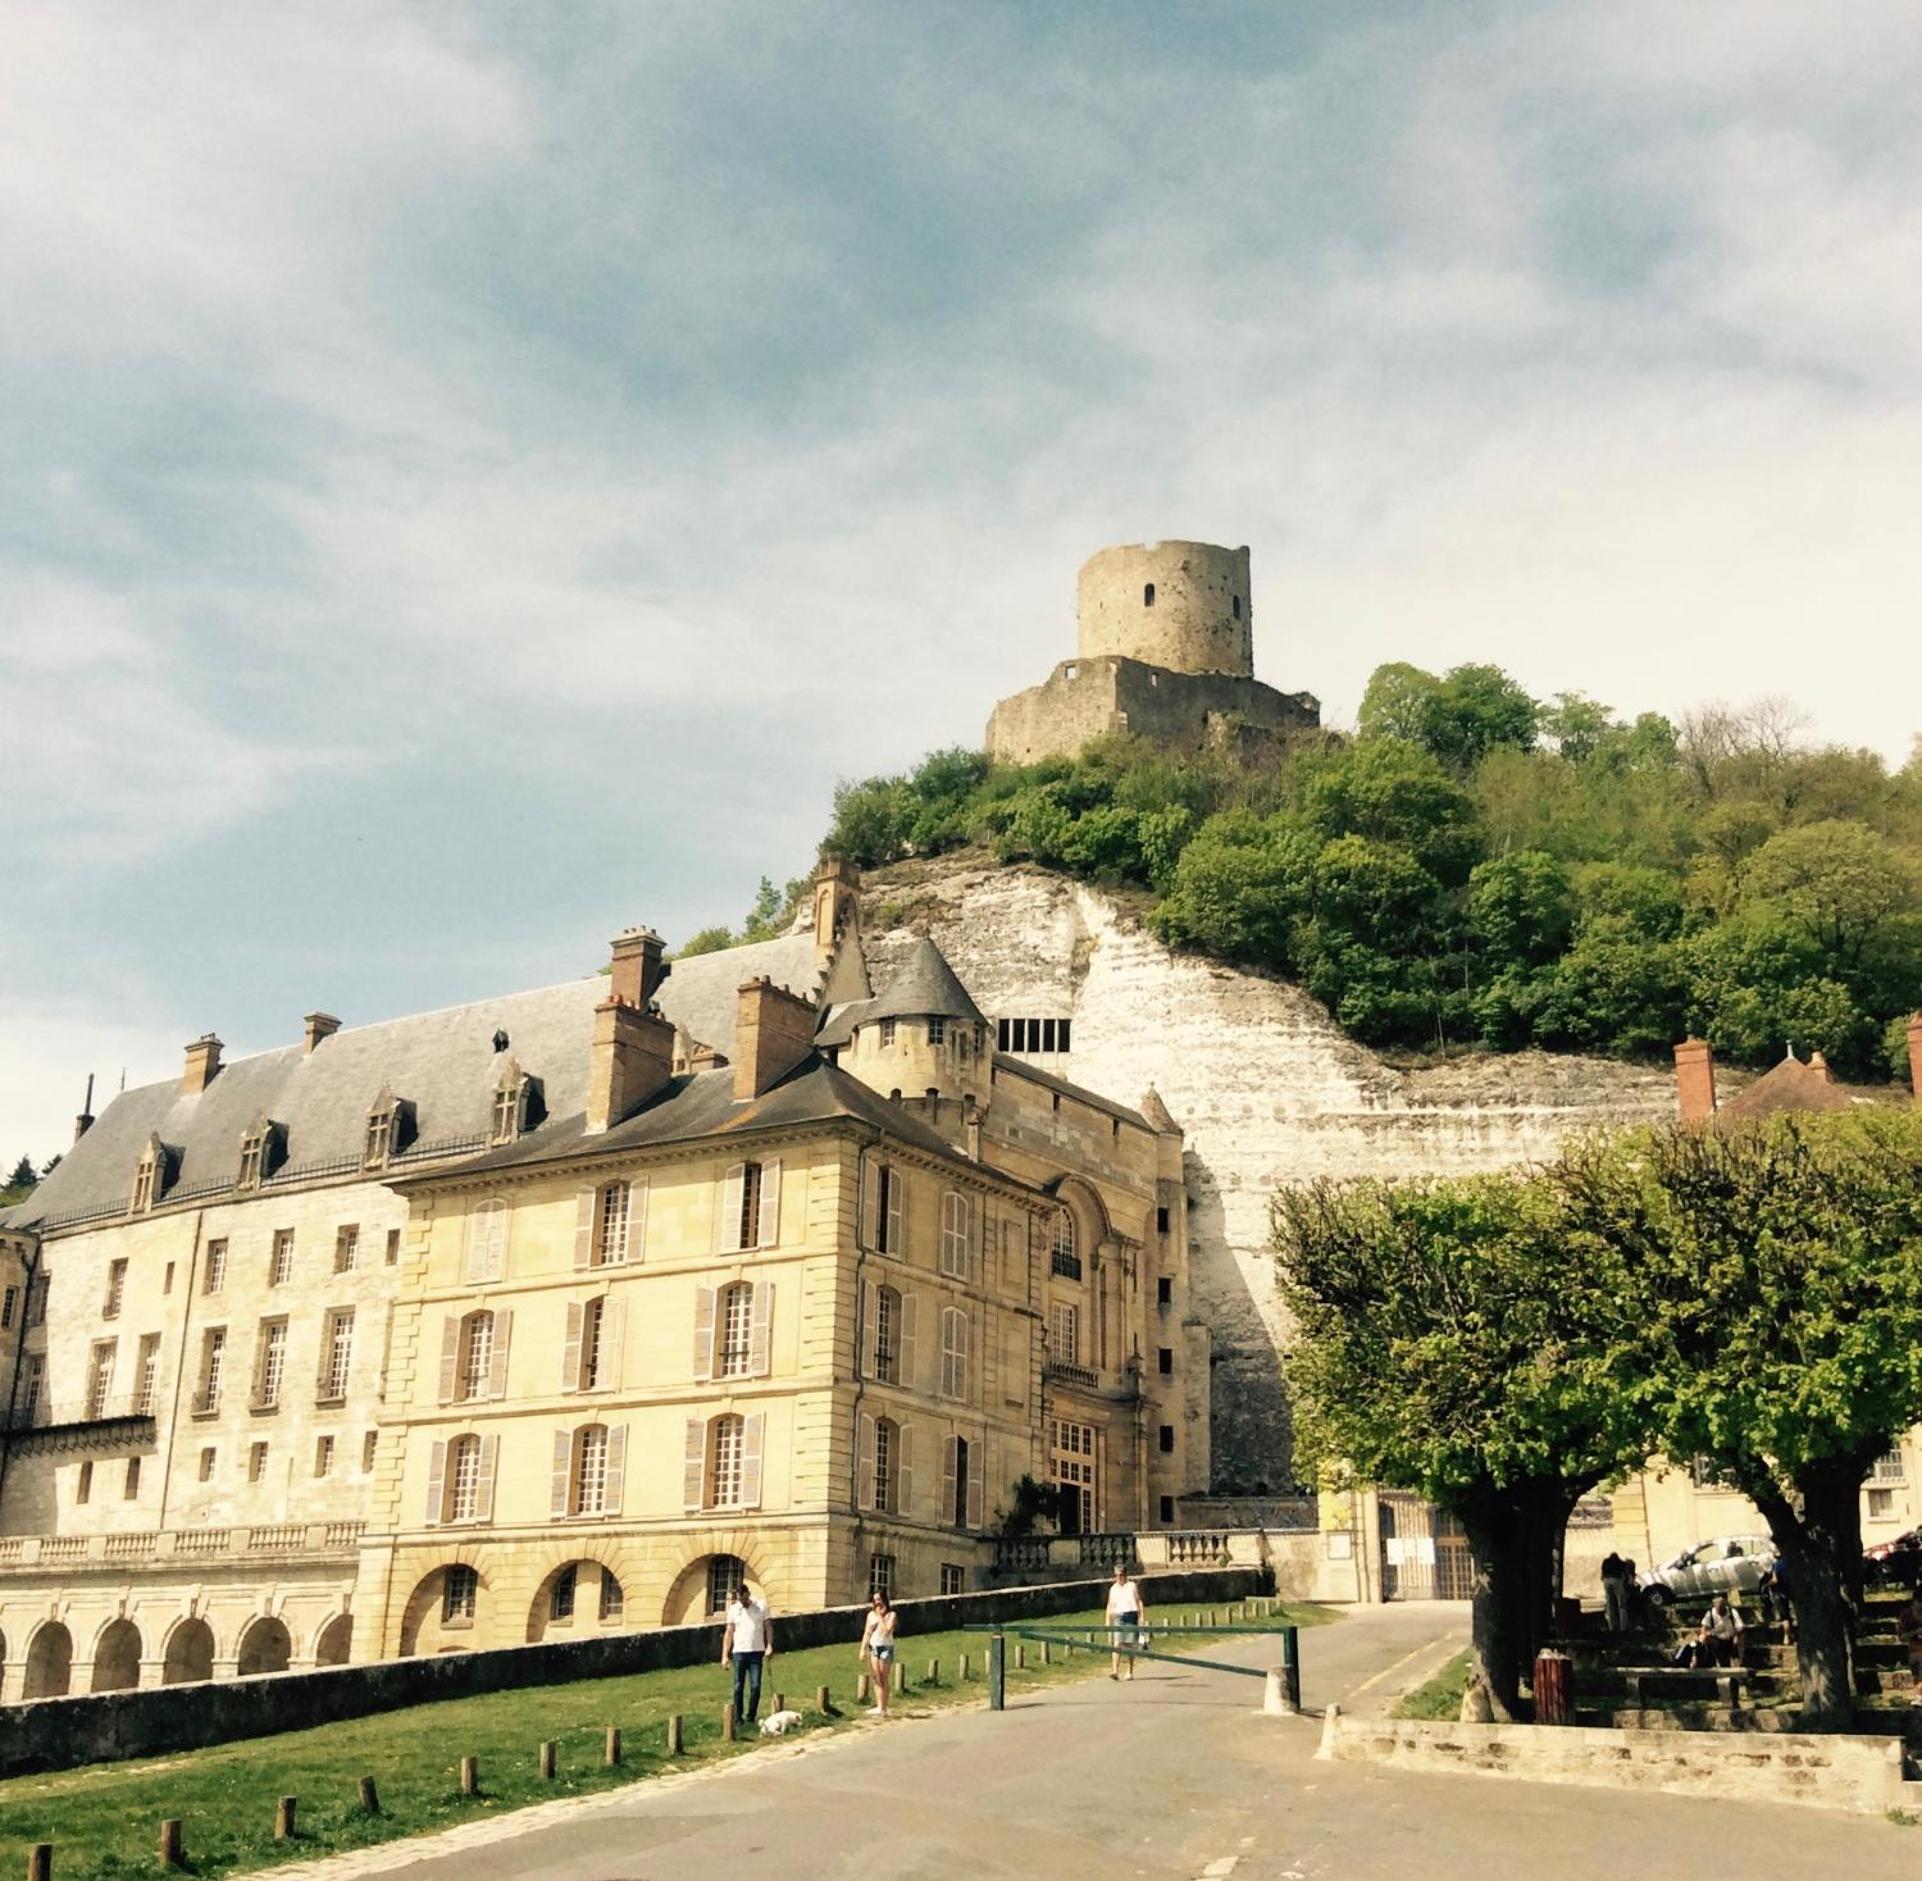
left=1076, top=541, right=1253, bottom=678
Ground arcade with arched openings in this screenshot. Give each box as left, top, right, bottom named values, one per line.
left=397, top=1559, right=487, bottom=1657
left=661, top=1549, right=752, bottom=1627
left=163, top=1615, right=215, bottom=1685
left=526, top=1558, right=626, bottom=1643
left=313, top=1613, right=354, bottom=1666
left=90, top=1617, right=142, bottom=1692
left=22, top=1620, right=73, bottom=1698
left=236, top=1614, right=292, bottom=1677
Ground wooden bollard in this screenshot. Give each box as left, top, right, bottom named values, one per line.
left=1041, top=1639, right=1052, bottom=1665
left=159, top=1821, right=185, bottom=1868
left=856, top=1672, right=871, bottom=1702
left=723, top=1702, right=737, bottom=1743
left=459, top=1756, right=479, bottom=1796
left=666, top=1714, right=684, bottom=1755
left=815, top=1683, right=832, bottom=1716
left=538, top=1741, right=556, bottom=1780
left=959, top=1652, right=971, bottom=1680
left=275, top=1796, right=297, bottom=1841
left=27, top=1847, right=52, bottom=1881
left=605, top=1727, right=622, bottom=1766
left=926, top=1658, right=939, bottom=1686
left=1015, top=1642, right=1027, bottom=1669
left=358, top=1775, right=380, bottom=1814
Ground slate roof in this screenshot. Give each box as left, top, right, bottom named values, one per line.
left=1716, top=1051, right=1860, bottom=1123
left=4, top=931, right=833, bottom=1238
left=816, top=936, right=985, bottom=1047
left=990, top=1053, right=1154, bottom=1133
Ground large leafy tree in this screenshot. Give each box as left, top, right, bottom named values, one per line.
left=1557, top=1112, right=1922, bottom=1728
left=1275, top=1174, right=1644, bottom=1716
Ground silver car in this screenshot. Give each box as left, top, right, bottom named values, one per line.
left=1642, top=1534, right=1776, bottom=1609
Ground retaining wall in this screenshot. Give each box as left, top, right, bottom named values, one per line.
left=0, top=1566, right=1267, bottom=1777
left=1320, top=1706, right=1914, bottom=1817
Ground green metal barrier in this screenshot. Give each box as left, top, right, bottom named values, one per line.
left=965, top=1620, right=1300, bottom=1711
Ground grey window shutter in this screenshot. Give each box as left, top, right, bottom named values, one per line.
left=550, top=1428, right=573, bottom=1518
left=573, top=1188, right=597, bottom=1269
left=856, top=1412, right=876, bottom=1511
left=683, top=1416, right=707, bottom=1511
left=941, top=1435, right=957, bottom=1526
left=741, top=1411, right=765, bottom=1509
left=749, top=1281, right=774, bottom=1379
left=628, top=1178, right=649, bottom=1262
left=561, top=1301, right=584, bottom=1393
left=969, top=1193, right=983, bottom=1288
left=885, top=1167, right=904, bottom=1256
left=476, top=1433, right=500, bottom=1521
left=489, top=1310, right=513, bottom=1400
left=896, top=1423, right=914, bottom=1518
left=966, top=1447, right=984, bottom=1529
left=604, top=1424, right=627, bottom=1517
left=424, top=1439, right=447, bottom=1526
left=860, top=1280, right=877, bottom=1378
left=719, top=1163, right=746, bottom=1254
left=756, top=1158, right=782, bottom=1249
left=692, top=1286, right=717, bottom=1381
left=898, top=1292, right=918, bottom=1392
left=861, top=1157, right=879, bottom=1252
left=602, top=1296, right=626, bottom=1393
left=436, top=1317, right=460, bottom=1404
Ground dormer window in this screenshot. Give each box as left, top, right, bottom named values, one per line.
left=235, top=1116, right=283, bottom=1193
left=491, top=1061, right=537, bottom=1145
left=363, top=1090, right=410, bottom=1170
left=130, top=1139, right=162, bottom=1215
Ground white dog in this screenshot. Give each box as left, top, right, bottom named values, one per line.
left=759, top=1709, right=804, bottom=1737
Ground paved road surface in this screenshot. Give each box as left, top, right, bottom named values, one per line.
left=281, top=1604, right=1922, bottom=1880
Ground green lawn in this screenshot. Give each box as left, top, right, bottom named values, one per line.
left=1391, top=1647, right=1472, bottom=1720
left=2, top=1600, right=1331, bottom=1880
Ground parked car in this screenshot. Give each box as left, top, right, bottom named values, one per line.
left=1641, top=1534, right=1777, bottom=1609
left=1865, top=1527, right=1922, bottom=1588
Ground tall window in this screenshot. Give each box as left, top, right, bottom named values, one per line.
left=124, top=1456, right=142, bottom=1499
left=874, top=1284, right=902, bottom=1385
left=1143, top=582, right=1155, bottom=606
left=466, top=1199, right=508, bottom=1284
left=237, top=1127, right=267, bottom=1191
left=86, top=1341, right=115, bottom=1419
left=198, top=1445, right=216, bottom=1482
left=103, top=1259, right=127, bottom=1320
left=254, top=1320, right=287, bottom=1409
left=550, top=1564, right=578, bottom=1621
left=575, top=1425, right=610, bottom=1515
left=334, top=1225, right=359, bottom=1274
left=0, top=1285, right=13, bottom=1330
left=940, top=1308, right=970, bottom=1401
left=948, top=1435, right=974, bottom=1528
left=579, top=1296, right=607, bottom=1390
left=21, top=1354, right=44, bottom=1420
left=320, top=1309, right=355, bottom=1400
left=879, top=1019, right=897, bottom=1047
left=315, top=1434, right=335, bottom=1477
left=710, top=1414, right=745, bottom=1508
left=197, top=1328, right=226, bottom=1413
left=599, top=1570, right=624, bottom=1621
left=940, top=1192, right=970, bottom=1279
left=269, top=1230, right=295, bottom=1287
left=248, top=1440, right=268, bottom=1483
left=448, top=1434, right=482, bottom=1521
left=363, top=1101, right=399, bottom=1170
left=204, top=1240, right=228, bottom=1294
left=491, top=1076, right=526, bottom=1145
left=873, top=1416, right=896, bottom=1514
left=1050, top=1419, right=1097, bottom=1534
left=720, top=1161, right=778, bottom=1253
left=130, top=1150, right=157, bottom=1214
left=362, top=1431, right=378, bottom=1473
left=718, top=1282, right=754, bottom=1378
left=1050, top=1211, right=1080, bottom=1280
left=877, top=1165, right=904, bottom=1255
left=458, top=1312, right=495, bottom=1402
left=707, top=1554, right=745, bottom=1614
left=868, top=1553, right=896, bottom=1600
left=134, top=1334, right=161, bottom=1415
left=26, top=1275, right=47, bottom=1327
left=595, top=1181, right=631, bottom=1265
left=926, top=1017, right=946, bottom=1047
left=442, top=1563, right=478, bottom=1623
left=1050, top=1303, right=1079, bottom=1367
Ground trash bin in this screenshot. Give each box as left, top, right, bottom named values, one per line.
left=1533, top=1648, right=1574, bottom=1725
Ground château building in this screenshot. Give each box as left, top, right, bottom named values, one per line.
left=0, top=863, right=1206, bottom=1692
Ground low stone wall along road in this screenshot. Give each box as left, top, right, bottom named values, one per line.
left=254, top=1603, right=1922, bottom=1881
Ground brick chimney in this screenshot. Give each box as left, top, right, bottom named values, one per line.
left=181, top=1034, right=223, bottom=1096
left=586, top=997, right=675, bottom=1135
left=812, top=857, right=860, bottom=969
left=1908, top=1013, right=1922, bottom=1104
left=1674, top=1037, right=1716, bottom=1124
left=735, top=978, right=817, bottom=1101
left=303, top=1012, right=341, bottom=1054
left=608, top=928, right=668, bottom=1009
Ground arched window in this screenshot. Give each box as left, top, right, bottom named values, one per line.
left=1143, top=582, right=1156, bottom=607
left=873, top=1415, right=898, bottom=1513
left=1051, top=1210, right=1080, bottom=1281
left=683, top=1412, right=764, bottom=1511
left=869, top=1283, right=907, bottom=1385
left=940, top=1191, right=971, bottom=1279
left=858, top=1413, right=914, bottom=1516
left=940, top=1307, right=970, bottom=1401
left=707, top=1554, right=746, bottom=1614
left=599, top=1569, right=625, bottom=1621
left=427, top=1431, right=497, bottom=1525
left=718, top=1281, right=754, bottom=1377
left=456, top=1312, right=494, bottom=1402
left=448, top=1434, right=483, bottom=1521
left=553, top=1422, right=626, bottom=1519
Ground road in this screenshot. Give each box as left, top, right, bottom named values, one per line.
left=277, top=1604, right=1922, bottom=1880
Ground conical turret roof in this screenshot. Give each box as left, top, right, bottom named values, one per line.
left=863, top=937, right=988, bottom=1029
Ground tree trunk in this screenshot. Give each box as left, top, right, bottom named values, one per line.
left=1752, top=1462, right=1867, bottom=1731
left=1520, top=1485, right=1579, bottom=1659
left=1458, top=1496, right=1529, bottom=1718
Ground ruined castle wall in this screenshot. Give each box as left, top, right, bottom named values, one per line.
left=1077, top=542, right=1253, bottom=677
left=863, top=860, right=1678, bottom=1492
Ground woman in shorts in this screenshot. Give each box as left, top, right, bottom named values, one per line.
left=860, top=1589, right=899, bottom=1717
left=1107, top=1561, right=1147, bottom=1681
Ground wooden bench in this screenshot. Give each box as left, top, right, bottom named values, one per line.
left=1624, top=1666, right=1749, bottom=1708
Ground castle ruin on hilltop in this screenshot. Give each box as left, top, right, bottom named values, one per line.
left=986, top=540, right=1321, bottom=765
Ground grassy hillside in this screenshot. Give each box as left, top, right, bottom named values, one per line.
left=816, top=666, right=1921, bottom=1079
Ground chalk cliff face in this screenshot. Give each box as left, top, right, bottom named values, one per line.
left=858, top=855, right=1679, bottom=1490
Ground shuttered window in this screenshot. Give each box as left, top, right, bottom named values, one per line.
left=877, top=1165, right=904, bottom=1256
left=575, top=1425, right=609, bottom=1515
left=448, top=1434, right=482, bottom=1521
left=939, top=1192, right=969, bottom=1279
left=720, top=1161, right=781, bottom=1253
left=718, top=1283, right=753, bottom=1377
left=939, top=1306, right=970, bottom=1402
left=465, top=1201, right=508, bottom=1284
left=458, top=1312, right=493, bottom=1401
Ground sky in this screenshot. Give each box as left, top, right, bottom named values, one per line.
left=3, top=0, right=1920, bottom=1165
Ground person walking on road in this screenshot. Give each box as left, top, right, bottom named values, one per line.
left=860, top=1590, right=899, bottom=1718
left=1107, top=1561, right=1147, bottom=1681
left=1600, top=1552, right=1629, bottom=1633
left=721, top=1581, right=774, bottom=1728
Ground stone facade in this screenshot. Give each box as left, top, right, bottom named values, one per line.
left=986, top=541, right=1319, bottom=766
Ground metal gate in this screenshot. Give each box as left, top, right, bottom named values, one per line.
left=1378, top=1493, right=1474, bottom=1601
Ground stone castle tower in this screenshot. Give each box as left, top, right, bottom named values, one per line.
left=986, top=540, right=1319, bottom=765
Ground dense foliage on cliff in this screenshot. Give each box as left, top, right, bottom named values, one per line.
left=820, top=665, right=1922, bottom=1077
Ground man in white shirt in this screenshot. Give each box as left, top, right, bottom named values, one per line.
left=721, top=1582, right=774, bottom=1725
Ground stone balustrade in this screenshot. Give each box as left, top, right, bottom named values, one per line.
left=0, top=1522, right=364, bottom=1574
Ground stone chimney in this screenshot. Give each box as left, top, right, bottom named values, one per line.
left=74, top=1073, right=95, bottom=1144
left=585, top=997, right=675, bottom=1135
left=1908, top=1013, right=1922, bottom=1104
left=1674, top=1037, right=1716, bottom=1125
left=181, top=1034, right=223, bottom=1096
left=1809, top=1050, right=1832, bottom=1079
left=812, top=856, right=861, bottom=969
left=608, top=928, right=668, bottom=1009
left=303, top=1012, right=341, bottom=1054
left=735, top=978, right=817, bottom=1101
